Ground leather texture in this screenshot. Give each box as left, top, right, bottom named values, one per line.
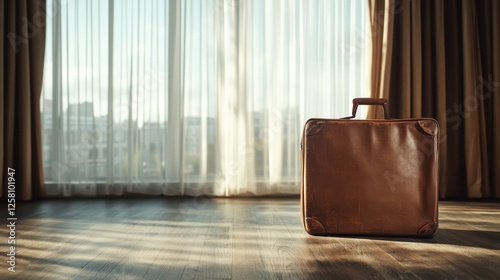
left=300, top=114, right=439, bottom=237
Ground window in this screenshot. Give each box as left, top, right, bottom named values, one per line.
left=41, top=0, right=369, bottom=196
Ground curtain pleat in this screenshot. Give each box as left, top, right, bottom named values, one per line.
left=433, top=0, right=448, bottom=199
left=461, top=0, right=487, bottom=198
left=492, top=0, right=500, bottom=198
left=0, top=1, right=7, bottom=197
left=167, top=0, right=183, bottom=194
left=397, top=0, right=411, bottom=117
left=0, top=3, right=4, bottom=197
left=442, top=0, right=467, bottom=198
left=1, top=0, right=46, bottom=200
left=368, top=0, right=395, bottom=119
left=369, top=0, right=499, bottom=198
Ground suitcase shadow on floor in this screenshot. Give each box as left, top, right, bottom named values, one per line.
left=336, top=228, right=500, bottom=250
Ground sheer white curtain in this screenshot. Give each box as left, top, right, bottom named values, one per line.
left=41, top=0, right=369, bottom=197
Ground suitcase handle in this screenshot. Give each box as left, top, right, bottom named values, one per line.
left=344, top=98, right=390, bottom=119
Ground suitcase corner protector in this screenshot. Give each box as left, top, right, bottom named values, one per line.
left=305, top=120, right=326, bottom=136
left=417, top=221, right=438, bottom=237
left=417, top=119, right=439, bottom=136
left=305, top=217, right=326, bottom=235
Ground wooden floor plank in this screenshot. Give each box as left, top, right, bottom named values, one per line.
left=0, top=197, right=499, bottom=279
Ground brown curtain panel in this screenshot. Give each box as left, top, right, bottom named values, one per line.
left=1, top=0, right=46, bottom=200
left=368, top=0, right=500, bottom=199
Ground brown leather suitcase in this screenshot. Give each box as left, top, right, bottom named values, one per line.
left=300, top=98, right=439, bottom=237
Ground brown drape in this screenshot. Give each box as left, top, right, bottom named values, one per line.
left=1, top=0, right=46, bottom=200
left=368, top=0, right=500, bottom=199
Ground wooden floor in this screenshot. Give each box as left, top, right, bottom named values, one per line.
left=1, top=197, right=499, bottom=280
